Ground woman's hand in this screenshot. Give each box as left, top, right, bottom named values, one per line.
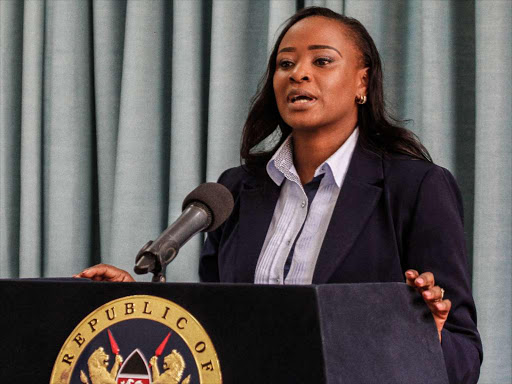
left=74, top=264, right=135, bottom=282
left=405, top=269, right=451, bottom=343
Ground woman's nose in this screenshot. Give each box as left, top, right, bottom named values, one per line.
left=289, top=63, right=310, bottom=83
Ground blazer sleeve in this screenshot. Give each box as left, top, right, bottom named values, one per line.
left=403, top=166, right=483, bottom=384
left=200, top=223, right=221, bottom=282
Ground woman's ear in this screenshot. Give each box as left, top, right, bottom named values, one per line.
left=357, top=67, right=369, bottom=96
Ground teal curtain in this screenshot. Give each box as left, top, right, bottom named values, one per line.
left=0, top=0, right=510, bottom=381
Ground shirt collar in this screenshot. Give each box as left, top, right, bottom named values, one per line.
left=267, top=128, right=359, bottom=188
left=266, top=134, right=297, bottom=186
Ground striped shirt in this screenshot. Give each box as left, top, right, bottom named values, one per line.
left=254, top=128, right=359, bottom=285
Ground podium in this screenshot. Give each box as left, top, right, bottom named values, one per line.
left=0, top=279, right=448, bottom=383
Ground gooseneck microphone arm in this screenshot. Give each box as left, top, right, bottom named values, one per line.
left=133, top=182, right=234, bottom=283
left=134, top=202, right=211, bottom=282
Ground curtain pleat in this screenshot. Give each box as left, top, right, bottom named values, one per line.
left=19, top=0, right=45, bottom=277
left=42, top=0, right=94, bottom=275
left=206, top=0, right=270, bottom=181
left=109, top=0, right=172, bottom=276
left=166, top=0, right=209, bottom=281
left=268, top=0, right=296, bottom=49
left=91, top=0, right=126, bottom=264
left=305, top=0, right=343, bottom=14
left=0, top=0, right=510, bottom=379
left=0, top=0, right=23, bottom=278
left=473, top=0, right=512, bottom=382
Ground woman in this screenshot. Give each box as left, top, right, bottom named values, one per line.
left=78, top=7, right=482, bottom=383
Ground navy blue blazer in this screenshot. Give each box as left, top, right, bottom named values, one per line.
left=200, top=142, right=482, bottom=384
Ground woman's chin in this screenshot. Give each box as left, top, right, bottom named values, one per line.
left=282, top=116, right=323, bottom=132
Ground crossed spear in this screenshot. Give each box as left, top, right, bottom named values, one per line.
left=107, top=329, right=172, bottom=368
left=151, top=332, right=172, bottom=367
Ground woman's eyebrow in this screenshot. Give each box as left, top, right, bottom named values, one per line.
left=278, top=45, right=342, bottom=57
left=309, top=45, right=342, bottom=57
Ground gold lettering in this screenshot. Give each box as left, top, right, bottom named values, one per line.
left=125, top=302, right=135, bottom=315
left=201, top=360, right=214, bottom=371
left=105, top=307, right=116, bottom=321
left=177, top=317, right=187, bottom=330
left=195, top=341, right=206, bottom=353
left=62, top=354, right=74, bottom=365
left=162, top=306, right=170, bottom=320
left=73, top=333, right=85, bottom=348
left=88, top=318, right=98, bottom=332
left=143, top=301, right=152, bottom=314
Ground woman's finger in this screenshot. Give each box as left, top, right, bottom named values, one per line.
left=422, top=285, right=444, bottom=302
left=405, top=270, right=450, bottom=343
left=90, top=264, right=116, bottom=278
left=429, top=298, right=451, bottom=342
left=414, top=271, right=434, bottom=290
left=74, top=264, right=135, bottom=282
left=432, top=299, right=452, bottom=316
left=78, top=264, right=108, bottom=278
left=405, top=269, right=419, bottom=287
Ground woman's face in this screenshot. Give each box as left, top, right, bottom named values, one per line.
left=273, top=16, right=368, bottom=133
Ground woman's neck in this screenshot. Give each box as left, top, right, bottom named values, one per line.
left=292, top=125, right=356, bottom=185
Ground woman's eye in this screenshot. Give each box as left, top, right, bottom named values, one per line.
left=279, top=60, right=293, bottom=68
left=315, top=58, right=333, bottom=66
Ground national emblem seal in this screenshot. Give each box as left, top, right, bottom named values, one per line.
left=50, top=295, right=222, bottom=384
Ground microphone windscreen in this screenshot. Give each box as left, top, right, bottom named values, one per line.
left=182, top=182, right=234, bottom=231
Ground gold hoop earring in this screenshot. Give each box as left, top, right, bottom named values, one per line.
left=356, top=95, right=367, bottom=105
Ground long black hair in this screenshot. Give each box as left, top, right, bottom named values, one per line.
left=240, top=6, right=431, bottom=172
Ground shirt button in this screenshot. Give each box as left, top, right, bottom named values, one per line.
left=301, top=200, right=306, bottom=208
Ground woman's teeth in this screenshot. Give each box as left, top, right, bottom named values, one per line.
left=291, top=96, right=313, bottom=103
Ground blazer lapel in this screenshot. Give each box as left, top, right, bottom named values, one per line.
left=313, top=143, right=384, bottom=283
left=236, top=175, right=280, bottom=282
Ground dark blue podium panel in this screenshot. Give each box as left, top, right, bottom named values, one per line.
left=0, top=279, right=448, bottom=383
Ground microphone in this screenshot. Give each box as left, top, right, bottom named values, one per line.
left=134, top=182, right=234, bottom=282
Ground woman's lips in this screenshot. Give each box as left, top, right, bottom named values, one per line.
left=286, top=90, right=318, bottom=109
left=287, top=96, right=317, bottom=109
left=291, top=97, right=315, bottom=103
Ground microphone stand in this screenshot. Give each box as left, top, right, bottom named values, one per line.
left=134, top=241, right=178, bottom=282
left=133, top=202, right=211, bottom=283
